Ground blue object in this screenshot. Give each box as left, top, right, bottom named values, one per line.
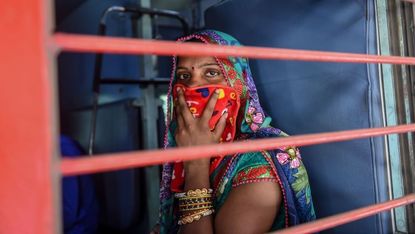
left=61, top=135, right=98, bottom=234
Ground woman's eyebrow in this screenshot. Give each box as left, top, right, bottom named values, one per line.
left=198, top=63, right=220, bottom=68
left=176, top=63, right=219, bottom=70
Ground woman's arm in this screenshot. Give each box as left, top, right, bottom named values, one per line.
left=180, top=166, right=281, bottom=234
left=215, top=182, right=282, bottom=234
left=175, top=87, right=223, bottom=234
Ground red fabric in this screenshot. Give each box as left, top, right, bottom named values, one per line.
left=171, top=84, right=241, bottom=192
left=233, top=166, right=277, bottom=185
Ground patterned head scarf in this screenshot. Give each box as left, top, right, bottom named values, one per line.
left=159, top=30, right=286, bottom=232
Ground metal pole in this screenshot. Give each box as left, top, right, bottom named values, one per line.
left=138, top=0, right=160, bottom=230
left=0, top=0, right=59, bottom=233
left=61, top=123, right=415, bottom=176
left=54, top=33, right=415, bottom=65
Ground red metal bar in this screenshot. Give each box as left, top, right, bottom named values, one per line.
left=0, top=0, right=58, bottom=234
left=272, top=194, right=415, bottom=234
left=53, top=33, right=415, bottom=65
left=61, top=123, right=415, bottom=176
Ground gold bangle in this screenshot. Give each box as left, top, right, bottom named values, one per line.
left=179, top=208, right=210, bottom=219
left=180, top=204, right=213, bottom=212
left=178, top=197, right=212, bottom=206
left=179, top=201, right=212, bottom=207
left=179, top=199, right=213, bottom=212
left=178, top=209, right=215, bottom=225
left=178, top=195, right=212, bottom=201
left=174, top=188, right=213, bottom=199
left=179, top=203, right=213, bottom=213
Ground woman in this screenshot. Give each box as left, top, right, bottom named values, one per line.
left=159, top=30, right=315, bottom=234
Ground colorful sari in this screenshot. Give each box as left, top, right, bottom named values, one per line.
left=159, top=30, right=316, bottom=233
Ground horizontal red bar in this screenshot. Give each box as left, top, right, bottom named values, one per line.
left=53, top=33, right=415, bottom=65
left=272, top=193, right=415, bottom=234
left=61, top=124, right=415, bottom=176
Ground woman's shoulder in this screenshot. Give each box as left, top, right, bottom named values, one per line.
left=234, top=144, right=301, bottom=170
left=234, top=151, right=270, bottom=167
left=232, top=145, right=308, bottom=186
left=231, top=151, right=279, bottom=187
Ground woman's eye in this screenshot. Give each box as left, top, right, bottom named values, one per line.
left=206, top=70, right=220, bottom=78
left=177, top=73, right=190, bottom=80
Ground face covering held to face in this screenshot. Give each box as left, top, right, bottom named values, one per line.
left=171, top=84, right=241, bottom=192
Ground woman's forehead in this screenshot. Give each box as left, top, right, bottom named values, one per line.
left=177, top=56, right=219, bottom=67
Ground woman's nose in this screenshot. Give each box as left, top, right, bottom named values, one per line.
left=186, top=74, right=208, bottom=88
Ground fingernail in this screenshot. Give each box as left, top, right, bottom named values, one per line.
left=176, top=87, right=181, bottom=93
left=215, top=89, right=220, bottom=94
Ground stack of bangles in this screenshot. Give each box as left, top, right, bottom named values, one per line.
left=174, top=188, right=215, bottom=225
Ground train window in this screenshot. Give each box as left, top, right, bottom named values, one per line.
left=377, top=0, right=415, bottom=232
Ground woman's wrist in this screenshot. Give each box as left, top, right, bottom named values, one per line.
left=185, top=160, right=210, bottom=170
left=184, top=163, right=210, bottom=190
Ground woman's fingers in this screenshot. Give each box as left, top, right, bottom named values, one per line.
left=176, top=87, right=194, bottom=125
left=174, top=98, right=185, bottom=129
left=201, top=89, right=219, bottom=124
left=213, top=111, right=228, bottom=139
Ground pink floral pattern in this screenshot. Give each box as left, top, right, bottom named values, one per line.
left=245, top=105, right=264, bottom=131
left=276, top=146, right=302, bottom=169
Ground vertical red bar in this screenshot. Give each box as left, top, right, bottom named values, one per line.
left=0, top=0, right=58, bottom=234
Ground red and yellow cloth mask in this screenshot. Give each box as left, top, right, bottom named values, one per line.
left=171, top=84, right=241, bottom=192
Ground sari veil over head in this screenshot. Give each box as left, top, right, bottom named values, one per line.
left=159, top=30, right=315, bottom=233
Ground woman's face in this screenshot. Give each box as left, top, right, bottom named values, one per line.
left=175, top=56, right=227, bottom=87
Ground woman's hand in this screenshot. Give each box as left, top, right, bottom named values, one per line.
left=174, top=87, right=228, bottom=167
left=174, top=87, right=228, bottom=147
